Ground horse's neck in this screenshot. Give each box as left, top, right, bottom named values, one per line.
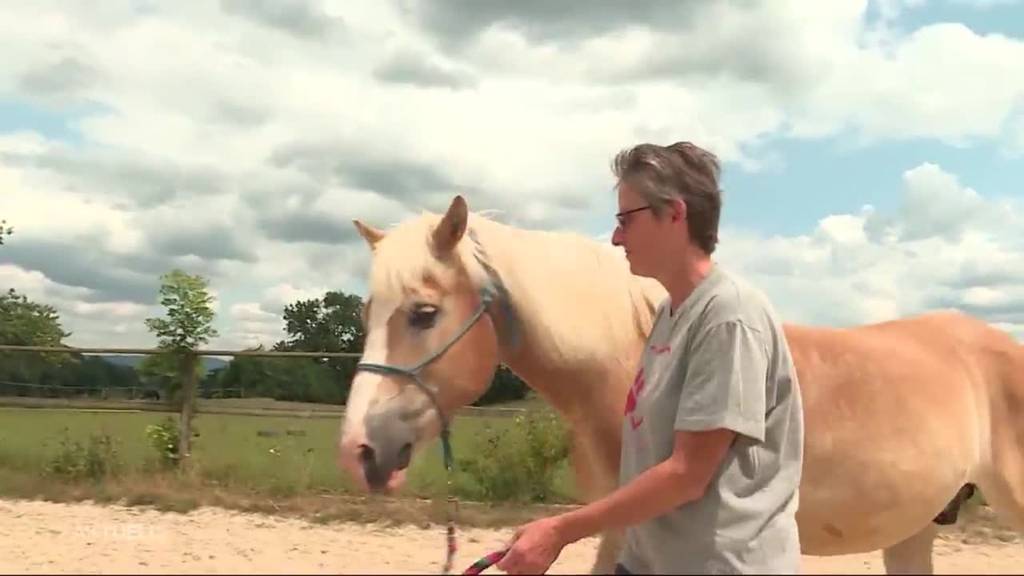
left=470, top=219, right=652, bottom=415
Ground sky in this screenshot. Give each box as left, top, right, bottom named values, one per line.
left=1, top=0, right=1023, bottom=351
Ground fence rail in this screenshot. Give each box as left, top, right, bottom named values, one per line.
left=0, top=344, right=361, bottom=358
left=0, top=345, right=529, bottom=420
left=0, top=394, right=526, bottom=419
left=0, top=380, right=245, bottom=400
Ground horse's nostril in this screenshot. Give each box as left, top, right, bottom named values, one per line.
left=358, top=443, right=375, bottom=466
left=396, top=442, right=413, bottom=470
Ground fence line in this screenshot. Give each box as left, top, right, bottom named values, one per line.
left=1, top=343, right=531, bottom=471
left=0, top=344, right=530, bottom=419
left=0, top=392, right=526, bottom=419
left=0, top=380, right=104, bottom=391
left=0, top=343, right=365, bottom=462
left=0, top=380, right=245, bottom=399
left=0, top=344, right=360, bottom=358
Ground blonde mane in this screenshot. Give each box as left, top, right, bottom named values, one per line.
left=368, top=209, right=665, bottom=367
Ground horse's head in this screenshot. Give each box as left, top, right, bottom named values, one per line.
left=338, top=195, right=505, bottom=492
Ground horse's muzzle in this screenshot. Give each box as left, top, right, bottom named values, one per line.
left=358, top=441, right=412, bottom=491
left=359, top=404, right=419, bottom=490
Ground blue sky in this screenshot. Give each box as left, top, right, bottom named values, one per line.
left=723, top=134, right=1023, bottom=236
left=0, top=99, right=86, bottom=144
left=2, top=1, right=1023, bottom=348
left=889, top=0, right=1024, bottom=37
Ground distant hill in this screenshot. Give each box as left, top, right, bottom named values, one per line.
left=99, top=355, right=230, bottom=374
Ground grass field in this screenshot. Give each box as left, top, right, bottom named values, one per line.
left=0, top=404, right=577, bottom=512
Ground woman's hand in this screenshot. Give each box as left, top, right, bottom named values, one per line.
left=496, top=515, right=569, bottom=575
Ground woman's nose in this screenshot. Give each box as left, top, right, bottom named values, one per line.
left=611, top=225, right=624, bottom=246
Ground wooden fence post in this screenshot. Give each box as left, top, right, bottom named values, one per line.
left=177, top=352, right=198, bottom=469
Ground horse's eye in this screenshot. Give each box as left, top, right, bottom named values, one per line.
left=409, top=304, right=438, bottom=330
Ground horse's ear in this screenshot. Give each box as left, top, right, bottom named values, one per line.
left=353, top=219, right=385, bottom=248
left=432, top=195, right=468, bottom=253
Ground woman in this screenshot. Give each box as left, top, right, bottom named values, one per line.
left=496, top=141, right=805, bottom=575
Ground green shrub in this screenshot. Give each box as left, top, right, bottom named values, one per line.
left=45, top=428, right=121, bottom=481
left=455, top=410, right=571, bottom=503
left=145, top=417, right=181, bottom=469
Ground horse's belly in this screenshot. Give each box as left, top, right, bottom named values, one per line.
left=796, top=501, right=940, bottom=555
left=795, top=430, right=971, bottom=555
left=784, top=319, right=988, bottom=555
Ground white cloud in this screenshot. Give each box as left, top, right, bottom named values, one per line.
left=0, top=264, right=92, bottom=303
left=2, top=1, right=1023, bottom=350
left=790, top=22, right=1024, bottom=147
left=948, top=0, right=1022, bottom=8
left=222, top=302, right=284, bottom=350
left=888, top=163, right=991, bottom=240
left=262, top=284, right=328, bottom=313
left=0, top=264, right=158, bottom=346
left=0, top=136, right=145, bottom=253
left=231, top=302, right=279, bottom=323
left=69, top=300, right=148, bottom=318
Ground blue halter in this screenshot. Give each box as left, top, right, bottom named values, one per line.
left=354, top=286, right=499, bottom=575
left=353, top=228, right=518, bottom=574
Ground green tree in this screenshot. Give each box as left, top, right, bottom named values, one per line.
left=273, top=290, right=364, bottom=397
left=0, top=289, right=72, bottom=382
left=276, top=290, right=364, bottom=353
left=0, top=289, right=69, bottom=347
left=144, top=269, right=219, bottom=468
left=0, top=219, right=12, bottom=245
left=144, top=270, right=219, bottom=352
left=213, top=356, right=343, bottom=404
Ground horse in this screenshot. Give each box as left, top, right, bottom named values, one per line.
left=337, top=194, right=1024, bottom=574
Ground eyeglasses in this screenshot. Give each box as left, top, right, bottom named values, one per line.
left=615, top=205, right=652, bottom=228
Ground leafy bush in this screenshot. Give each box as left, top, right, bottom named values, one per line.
left=455, top=410, right=571, bottom=503
left=145, top=417, right=181, bottom=469
left=45, top=428, right=121, bottom=480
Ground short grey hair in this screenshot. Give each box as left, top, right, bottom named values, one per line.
left=612, top=141, right=723, bottom=254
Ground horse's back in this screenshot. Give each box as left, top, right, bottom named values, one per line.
left=784, top=308, right=1013, bottom=436
left=785, top=309, right=1016, bottom=370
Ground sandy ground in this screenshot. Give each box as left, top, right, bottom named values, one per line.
left=0, top=499, right=1021, bottom=574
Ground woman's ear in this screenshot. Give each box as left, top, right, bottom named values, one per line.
left=671, top=198, right=687, bottom=222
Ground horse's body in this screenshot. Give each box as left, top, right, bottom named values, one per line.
left=339, top=197, right=1024, bottom=574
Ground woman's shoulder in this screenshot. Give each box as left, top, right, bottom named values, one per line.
left=695, top=266, right=780, bottom=333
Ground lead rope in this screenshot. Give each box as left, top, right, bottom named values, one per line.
left=441, top=428, right=457, bottom=574
left=445, top=423, right=513, bottom=575
left=462, top=550, right=508, bottom=575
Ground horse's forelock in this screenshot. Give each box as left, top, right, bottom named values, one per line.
left=367, top=213, right=485, bottom=304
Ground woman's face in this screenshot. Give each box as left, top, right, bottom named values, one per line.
left=612, top=182, right=665, bottom=278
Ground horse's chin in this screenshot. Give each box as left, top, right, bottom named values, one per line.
left=390, top=468, right=408, bottom=490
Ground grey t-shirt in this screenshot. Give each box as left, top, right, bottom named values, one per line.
left=618, top=264, right=803, bottom=574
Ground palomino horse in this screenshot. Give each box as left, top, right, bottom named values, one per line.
left=338, top=195, right=1024, bottom=574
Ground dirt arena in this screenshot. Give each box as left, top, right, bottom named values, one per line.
left=0, top=498, right=1020, bottom=574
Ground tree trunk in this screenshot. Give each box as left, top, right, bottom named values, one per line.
left=177, top=352, right=198, bottom=469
